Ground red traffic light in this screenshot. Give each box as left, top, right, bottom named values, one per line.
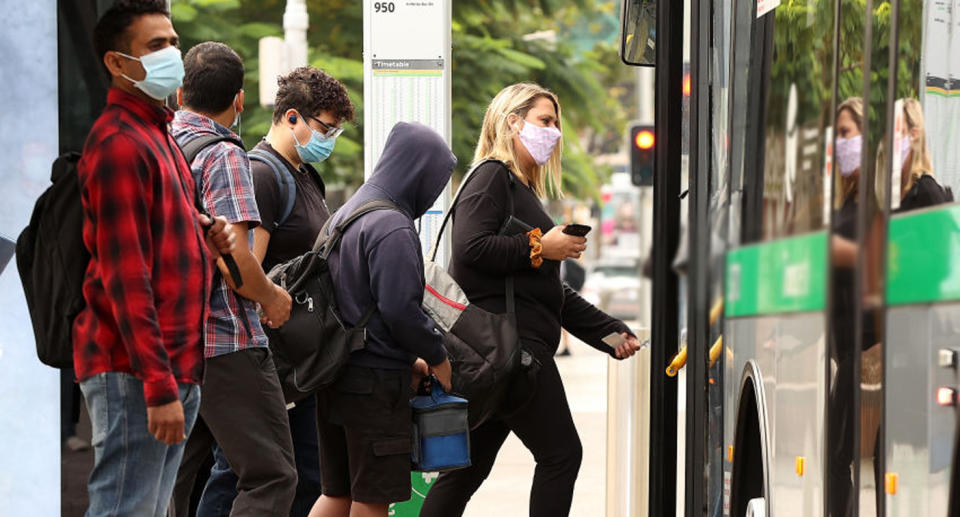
left=683, top=73, right=692, bottom=97
left=635, top=130, right=655, bottom=150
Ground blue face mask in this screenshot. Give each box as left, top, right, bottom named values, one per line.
left=290, top=114, right=337, bottom=163
left=116, top=46, right=184, bottom=101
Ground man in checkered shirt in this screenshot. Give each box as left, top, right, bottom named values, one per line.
left=169, top=41, right=296, bottom=517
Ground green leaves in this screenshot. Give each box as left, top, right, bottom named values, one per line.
left=171, top=0, right=627, bottom=199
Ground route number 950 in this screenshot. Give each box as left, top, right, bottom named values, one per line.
left=374, top=2, right=396, bottom=12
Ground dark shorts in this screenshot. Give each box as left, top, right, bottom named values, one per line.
left=317, top=365, right=414, bottom=504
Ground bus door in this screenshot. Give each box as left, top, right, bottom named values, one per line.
left=720, top=0, right=838, bottom=515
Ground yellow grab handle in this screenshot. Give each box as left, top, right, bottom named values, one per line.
left=667, top=336, right=723, bottom=377
left=665, top=299, right=724, bottom=378
left=666, top=346, right=688, bottom=377
left=710, top=299, right=724, bottom=326
left=709, top=336, right=723, bottom=368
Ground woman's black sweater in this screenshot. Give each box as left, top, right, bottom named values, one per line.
left=448, top=161, right=631, bottom=358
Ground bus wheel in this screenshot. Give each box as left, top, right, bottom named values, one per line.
left=730, top=364, right=767, bottom=517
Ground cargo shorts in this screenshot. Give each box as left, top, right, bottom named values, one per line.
left=317, top=365, right=414, bottom=504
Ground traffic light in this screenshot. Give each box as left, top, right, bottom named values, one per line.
left=629, top=124, right=655, bottom=186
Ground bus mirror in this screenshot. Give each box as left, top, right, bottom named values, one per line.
left=620, top=0, right=656, bottom=67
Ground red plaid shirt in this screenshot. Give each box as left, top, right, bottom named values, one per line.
left=74, top=88, right=212, bottom=407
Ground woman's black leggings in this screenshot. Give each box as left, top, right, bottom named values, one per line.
left=419, top=351, right=583, bottom=517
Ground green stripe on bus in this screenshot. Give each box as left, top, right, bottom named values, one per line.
left=887, top=205, right=960, bottom=305
left=725, top=231, right=828, bottom=317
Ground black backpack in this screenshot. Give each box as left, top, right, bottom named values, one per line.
left=265, top=199, right=401, bottom=403
left=16, top=134, right=242, bottom=369
left=16, top=153, right=86, bottom=368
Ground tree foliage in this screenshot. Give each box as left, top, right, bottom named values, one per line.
left=171, top=0, right=631, bottom=199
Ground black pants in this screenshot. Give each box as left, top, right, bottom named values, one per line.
left=169, top=348, right=297, bottom=517
left=182, top=395, right=323, bottom=517
left=420, top=350, right=583, bottom=517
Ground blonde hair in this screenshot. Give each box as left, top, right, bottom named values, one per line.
left=836, top=97, right=864, bottom=207
left=901, top=98, right=934, bottom=198
left=473, top=83, right=563, bottom=198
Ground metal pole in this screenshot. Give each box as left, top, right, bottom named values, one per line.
left=685, top=0, right=710, bottom=512
left=638, top=67, right=655, bottom=125
left=649, top=0, right=684, bottom=514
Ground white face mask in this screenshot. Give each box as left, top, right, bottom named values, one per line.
left=517, top=120, right=562, bottom=165
left=116, top=46, right=184, bottom=101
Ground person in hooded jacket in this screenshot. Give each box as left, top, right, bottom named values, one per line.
left=307, top=122, right=456, bottom=517
left=419, top=83, right=642, bottom=517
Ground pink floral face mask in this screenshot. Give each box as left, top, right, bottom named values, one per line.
left=518, top=121, right=562, bottom=165
left=836, top=135, right=862, bottom=177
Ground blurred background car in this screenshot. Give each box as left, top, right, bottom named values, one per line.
left=580, top=258, right=642, bottom=322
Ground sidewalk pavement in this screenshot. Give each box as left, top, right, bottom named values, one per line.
left=464, top=336, right=608, bottom=517
left=62, top=336, right=611, bottom=516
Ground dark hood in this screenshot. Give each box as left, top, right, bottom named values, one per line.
left=363, top=122, right=456, bottom=218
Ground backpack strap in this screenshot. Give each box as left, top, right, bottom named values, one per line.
left=179, top=134, right=244, bottom=164
left=428, top=158, right=504, bottom=261
left=427, top=159, right=519, bottom=316
left=503, top=171, right=518, bottom=316
left=317, top=199, right=403, bottom=260
left=173, top=133, right=246, bottom=289
left=290, top=200, right=401, bottom=330
left=249, top=149, right=297, bottom=232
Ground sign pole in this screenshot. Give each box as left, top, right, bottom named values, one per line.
left=363, top=1, right=452, bottom=513
left=363, top=0, right=452, bottom=265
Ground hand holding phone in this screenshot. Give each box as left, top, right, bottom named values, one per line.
left=543, top=225, right=588, bottom=260
left=562, top=223, right=592, bottom=237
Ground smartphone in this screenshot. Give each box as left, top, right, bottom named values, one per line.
left=562, top=223, right=592, bottom=237
left=602, top=332, right=626, bottom=349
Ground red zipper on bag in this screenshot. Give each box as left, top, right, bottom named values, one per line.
left=426, top=284, right=467, bottom=310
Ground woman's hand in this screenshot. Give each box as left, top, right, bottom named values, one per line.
left=615, top=333, right=642, bottom=359
left=541, top=225, right=587, bottom=261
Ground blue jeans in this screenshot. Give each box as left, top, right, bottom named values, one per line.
left=197, top=395, right=322, bottom=517
left=80, top=372, right=200, bottom=517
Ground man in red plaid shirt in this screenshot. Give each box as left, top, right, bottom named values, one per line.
left=74, top=3, right=234, bottom=515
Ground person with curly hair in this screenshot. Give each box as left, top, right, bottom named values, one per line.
left=188, top=66, right=357, bottom=517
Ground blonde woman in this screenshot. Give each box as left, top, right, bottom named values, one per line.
left=898, top=98, right=951, bottom=211
left=419, top=83, right=641, bottom=517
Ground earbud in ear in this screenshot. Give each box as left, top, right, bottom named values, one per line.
left=289, top=114, right=297, bottom=124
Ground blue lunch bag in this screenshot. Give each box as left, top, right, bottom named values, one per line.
left=410, top=377, right=471, bottom=472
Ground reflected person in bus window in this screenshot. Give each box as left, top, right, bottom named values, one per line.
left=828, top=96, right=864, bottom=517
left=419, top=83, right=642, bottom=517
left=831, top=97, right=863, bottom=269
left=897, top=98, right=952, bottom=212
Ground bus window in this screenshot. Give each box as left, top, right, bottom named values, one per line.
left=884, top=0, right=960, bottom=514
left=734, top=0, right=836, bottom=245
left=887, top=0, right=956, bottom=213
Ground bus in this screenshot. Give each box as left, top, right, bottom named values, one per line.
left=619, top=0, right=960, bottom=515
